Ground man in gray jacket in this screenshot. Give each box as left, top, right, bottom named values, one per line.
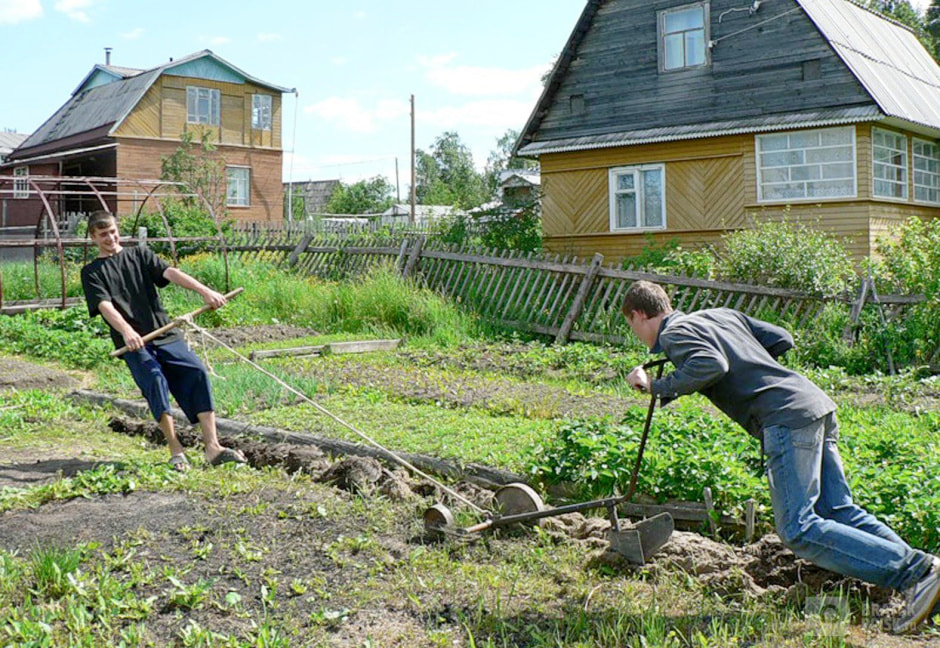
left=622, top=280, right=938, bottom=633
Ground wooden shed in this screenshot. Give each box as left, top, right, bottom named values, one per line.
left=516, top=0, right=940, bottom=262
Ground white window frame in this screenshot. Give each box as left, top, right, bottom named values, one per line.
left=912, top=138, right=940, bottom=205
left=756, top=126, right=857, bottom=203
left=226, top=166, right=250, bottom=207
left=872, top=127, right=908, bottom=200
left=252, top=94, right=272, bottom=131
left=608, top=164, right=667, bottom=232
left=186, top=86, right=221, bottom=126
left=658, top=2, right=710, bottom=73
left=13, top=166, right=28, bottom=199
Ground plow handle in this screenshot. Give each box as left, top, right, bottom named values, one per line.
left=622, top=358, right=668, bottom=502
left=109, top=287, right=244, bottom=358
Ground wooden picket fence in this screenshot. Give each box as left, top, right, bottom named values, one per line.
left=220, top=232, right=922, bottom=349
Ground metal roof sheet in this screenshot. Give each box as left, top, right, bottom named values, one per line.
left=518, top=106, right=882, bottom=156
left=795, top=0, right=940, bottom=128
left=0, top=132, right=28, bottom=152
left=17, top=69, right=161, bottom=152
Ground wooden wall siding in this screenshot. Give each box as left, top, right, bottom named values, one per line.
left=221, top=94, right=243, bottom=145
left=668, top=156, right=746, bottom=230
left=541, top=171, right=608, bottom=236
left=118, top=83, right=162, bottom=139
left=116, top=76, right=281, bottom=150
left=541, top=136, right=751, bottom=239
left=160, top=85, right=187, bottom=140
left=534, top=0, right=873, bottom=144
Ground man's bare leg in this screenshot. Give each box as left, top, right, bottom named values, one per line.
left=158, top=412, right=189, bottom=471
left=196, top=411, right=245, bottom=464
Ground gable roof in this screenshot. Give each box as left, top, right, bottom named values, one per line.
left=517, top=0, right=940, bottom=156
left=11, top=50, right=292, bottom=160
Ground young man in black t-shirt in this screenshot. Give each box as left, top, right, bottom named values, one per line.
left=81, top=211, right=246, bottom=471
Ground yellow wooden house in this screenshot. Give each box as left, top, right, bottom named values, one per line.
left=516, top=0, right=940, bottom=262
left=1, top=50, right=292, bottom=226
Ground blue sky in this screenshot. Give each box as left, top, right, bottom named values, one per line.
left=0, top=0, right=587, bottom=192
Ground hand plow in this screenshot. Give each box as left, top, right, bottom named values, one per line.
left=424, top=359, right=675, bottom=565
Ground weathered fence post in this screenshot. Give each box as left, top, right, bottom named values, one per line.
left=402, top=236, right=425, bottom=279
left=555, top=253, right=604, bottom=344
left=842, top=278, right=870, bottom=344
left=395, top=238, right=409, bottom=274
left=287, top=233, right=314, bottom=268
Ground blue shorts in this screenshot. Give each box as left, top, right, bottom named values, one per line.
left=123, top=339, right=215, bottom=424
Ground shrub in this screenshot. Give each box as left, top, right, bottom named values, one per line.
left=871, top=216, right=940, bottom=365
left=622, top=235, right=715, bottom=277
left=716, top=217, right=856, bottom=297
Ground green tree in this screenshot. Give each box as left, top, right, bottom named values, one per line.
left=928, top=0, right=940, bottom=59
left=484, top=128, right=539, bottom=197
left=160, top=130, right=227, bottom=219
left=415, top=132, right=488, bottom=209
left=324, top=176, right=394, bottom=214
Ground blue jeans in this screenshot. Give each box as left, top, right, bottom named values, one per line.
left=764, top=413, right=933, bottom=591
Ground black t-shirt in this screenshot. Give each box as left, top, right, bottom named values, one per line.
left=81, top=246, right=182, bottom=349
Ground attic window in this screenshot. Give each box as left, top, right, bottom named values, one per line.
left=252, top=94, right=272, bottom=131
left=569, top=94, right=585, bottom=116
left=187, top=86, right=220, bottom=126
left=659, top=2, right=710, bottom=72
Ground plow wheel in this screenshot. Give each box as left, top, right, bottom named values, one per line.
left=495, top=483, right=545, bottom=526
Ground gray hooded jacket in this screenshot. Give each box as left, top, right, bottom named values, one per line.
left=650, top=308, right=835, bottom=438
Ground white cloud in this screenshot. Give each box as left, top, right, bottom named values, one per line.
left=54, top=0, right=96, bottom=22
left=257, top=32, right=282, bottom=42
left=304, top=96, right=409, bottom=134
left=417, top=53, right=549, bottom=97
left=330, top=56, right=348, bottom=66
left=121, top=27, right=144, bottom=40
left=209, top=35, right=230, bottom=46
left=0, top=0, right=42, bottom=24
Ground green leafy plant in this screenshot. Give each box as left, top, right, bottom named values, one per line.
left=717, top=217, right=856, bottom=297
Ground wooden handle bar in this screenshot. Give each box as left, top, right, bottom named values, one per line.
left=109, top=287, right=244, bottom=358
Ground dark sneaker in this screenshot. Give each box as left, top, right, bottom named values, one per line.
left=894, top=557, right=940, bottom=634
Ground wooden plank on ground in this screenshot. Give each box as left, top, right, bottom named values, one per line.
left=249, top=339, right=401, bottom=360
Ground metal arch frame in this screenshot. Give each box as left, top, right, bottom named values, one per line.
left=127, top=179, right=231, bottom=291
left=129, top=180, right=180, bottom=266
left=27, top=177, right=68, bottom=310
left=0, top=174, right=232, bottom=310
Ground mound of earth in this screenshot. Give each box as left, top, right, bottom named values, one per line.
left=0, top=357, right=79, bottom=392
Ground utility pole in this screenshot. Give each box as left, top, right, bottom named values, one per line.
left=410, top=94, right=416, bottom=225
left=395, top=157, right=400, bottom=203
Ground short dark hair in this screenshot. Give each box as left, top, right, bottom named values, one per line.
left=87, top=210, right=117, bottom=235
left=622, top=281, right=672, bottom=318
